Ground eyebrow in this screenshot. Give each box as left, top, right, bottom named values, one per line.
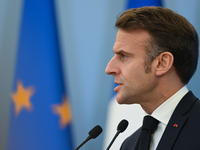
left=114, top=50, right=129, bottom=55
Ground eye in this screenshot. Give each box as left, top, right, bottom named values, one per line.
left=121, top=53, right=127, bottom=60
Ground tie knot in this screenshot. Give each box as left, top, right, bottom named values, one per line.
left=142, top=116, right=159, bottom=133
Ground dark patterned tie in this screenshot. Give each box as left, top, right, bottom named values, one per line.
left=138, top=116, right=159, bottom=150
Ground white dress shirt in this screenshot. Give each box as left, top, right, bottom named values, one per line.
left=145, top=86, right=189, bottom=150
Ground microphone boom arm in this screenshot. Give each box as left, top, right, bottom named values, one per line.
left=75, top=136, right=91, bottom=150
left=106, top=130, right=120, bottom=150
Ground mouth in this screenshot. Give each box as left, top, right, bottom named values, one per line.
left=114, top=82, right=122, bottom=92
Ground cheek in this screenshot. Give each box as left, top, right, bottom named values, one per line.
left=124, top=65, right=145, bottom=81
left=124, top=67, right=153, bottom=90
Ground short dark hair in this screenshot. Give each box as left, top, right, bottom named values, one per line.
left=115, top=6, right=199, bottom=84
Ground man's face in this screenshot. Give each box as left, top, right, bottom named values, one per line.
left=105, top=29, right=157, bottom=105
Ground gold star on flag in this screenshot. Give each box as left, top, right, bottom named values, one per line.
left=53, top=97, right=71, bottom=128
left=11, top=80, right=34, bottom=116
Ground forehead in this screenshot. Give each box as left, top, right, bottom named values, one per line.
left=113, top=29, right=151, bottom=53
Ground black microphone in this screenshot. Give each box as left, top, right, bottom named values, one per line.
left=75, top=125, right=103, bottom=150
left=106, top=119, right=129, bottom=150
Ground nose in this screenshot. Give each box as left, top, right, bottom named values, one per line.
left=105, top=56, right=119, bottom=75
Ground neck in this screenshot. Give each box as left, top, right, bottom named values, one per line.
left=140, top=80, right=184, bottom=115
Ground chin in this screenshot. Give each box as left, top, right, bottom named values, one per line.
left=116, top=100, right=124, bottom=104
left=116, top=95, right=125, bottom=104
left=116, top=94, right=136, bottom=105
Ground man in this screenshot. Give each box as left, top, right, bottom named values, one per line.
left=105, top=6, right=199, bottom=150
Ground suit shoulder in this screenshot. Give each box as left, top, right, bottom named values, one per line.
left=120, top=127, right=141, bottom=150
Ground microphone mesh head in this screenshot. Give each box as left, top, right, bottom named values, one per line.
left=117, top=119, right=129, bottom=133
left=88, top=125, right=103, bottom=139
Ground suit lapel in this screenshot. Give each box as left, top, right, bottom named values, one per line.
left=156, top=111, right=187, bottom=150
left=156, top=91, right=198, bottom=150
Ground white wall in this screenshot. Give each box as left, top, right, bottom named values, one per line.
left=0, top=1, right=22, bottom=150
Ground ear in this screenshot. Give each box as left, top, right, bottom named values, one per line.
left=155, top=52, right=174, bottom=76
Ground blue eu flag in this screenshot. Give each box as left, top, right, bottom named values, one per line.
left=7, top=0, right=73, bottom=150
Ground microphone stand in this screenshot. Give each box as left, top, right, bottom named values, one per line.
left=106, top=130, right=120, bottom=150
left=75, top=136, right=91, bottom=150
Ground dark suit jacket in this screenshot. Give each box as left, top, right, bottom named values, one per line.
left=120, top=91, right=200, bottom=150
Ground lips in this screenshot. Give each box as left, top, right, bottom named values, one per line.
left=114, top=82, right=122, bottom=92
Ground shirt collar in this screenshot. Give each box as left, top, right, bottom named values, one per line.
left=145, top=86, right=189, bottom=125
